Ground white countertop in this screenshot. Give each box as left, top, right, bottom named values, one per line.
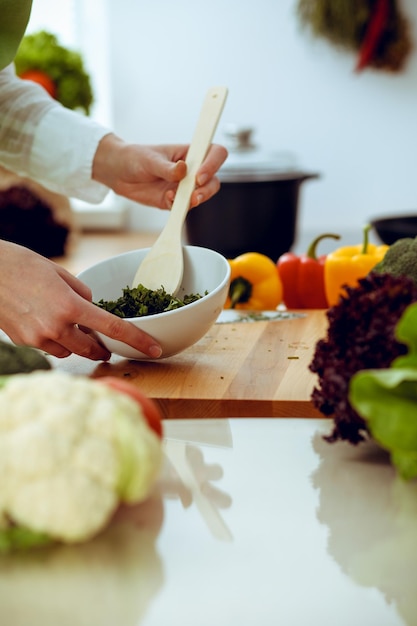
left=0, top=418, right=414, bottom=626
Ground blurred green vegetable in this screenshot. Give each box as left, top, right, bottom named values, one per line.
left=0, top=339, right=50, bottom=375
left=373, top=236, right=417, bottom=287
left=0, top=525, right=52, bottom=553
left=349, top=302, right=417, bottom=479
left=296, top=0, right=412, bottom=72
left=14, top=30, right=93, bottom=114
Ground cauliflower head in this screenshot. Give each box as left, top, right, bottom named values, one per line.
left=0, top=371, right=163, bottom=548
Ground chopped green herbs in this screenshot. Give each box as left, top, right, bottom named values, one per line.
left=95, top=284, right=207, bottom=318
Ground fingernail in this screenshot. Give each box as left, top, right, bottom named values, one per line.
left=195, top=193, right=204, bottom=206
left=166, top=191, right=174, bottom=207
left=197, top=173, right=208, bottom=186
left=149, top=344, right=162, bottom=358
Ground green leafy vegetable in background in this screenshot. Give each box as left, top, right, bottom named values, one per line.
left=14, top=30, right=93, bottom=114
left=349, top=302, right=417, bottom=479
left=96, top=284, right=206, bottom=318
left=309, top=272, right=417, bottom=444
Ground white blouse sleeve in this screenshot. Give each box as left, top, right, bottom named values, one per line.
left=0, top=64, right=110, bottom=203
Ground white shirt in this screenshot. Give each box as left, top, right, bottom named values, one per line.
left=0, top=64, right=109, bottom=203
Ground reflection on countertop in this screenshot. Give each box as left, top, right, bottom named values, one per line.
left=0, top=496, right=165, bottom=626
left=160, top=419, right=233, bottom=542
left=0, top=418, right=413, bottom=626
left=0, top=419, right=233, bottom=626
left=313, top=432, right=417, bottom=626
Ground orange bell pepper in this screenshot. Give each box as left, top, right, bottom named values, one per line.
left=225, top=252, right=283, bottom=310
left=324, top=225, right=389, bottom=307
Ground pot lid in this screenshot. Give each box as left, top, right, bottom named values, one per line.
left=218, top=125, right=318, bottom=183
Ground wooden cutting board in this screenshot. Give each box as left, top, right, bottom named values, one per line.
left=91, top=310, right=328, bottom=419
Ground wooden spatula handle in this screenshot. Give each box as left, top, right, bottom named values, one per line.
left=131, top=86, right=228, bottom=292
left=165, top=86, right=228, bottom=238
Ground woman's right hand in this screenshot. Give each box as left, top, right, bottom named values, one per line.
left=0, top=240, right=162, bottom=360
left=92, top=136, right=228, bottom=210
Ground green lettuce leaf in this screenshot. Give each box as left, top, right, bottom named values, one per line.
left=349, top=303, right=417, bottom=479
left=393, top=302, right=417, bottom=369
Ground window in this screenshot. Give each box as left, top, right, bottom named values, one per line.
left=26, top=0, right=125, bottom=228
left=27, top=0, right=112, bottom=126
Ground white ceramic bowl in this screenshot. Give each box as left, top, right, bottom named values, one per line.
left=77, top=245, right=231, bottom=360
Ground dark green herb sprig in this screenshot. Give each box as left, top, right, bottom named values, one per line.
left=95, top=284, right=207, bottom=318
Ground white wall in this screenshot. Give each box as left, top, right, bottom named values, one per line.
left=26, top=0, right=417, bottom=253
left=106, top=0, right=417, bottom=251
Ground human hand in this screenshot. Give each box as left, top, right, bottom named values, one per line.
left=92, top=134, right=228, bottom=210
left=0, top=241, right=162, bottom=360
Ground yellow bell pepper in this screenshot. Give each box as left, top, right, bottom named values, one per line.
left=225, top=252, right=283, bottom=310
left=324, top=225, right=389, bottom=307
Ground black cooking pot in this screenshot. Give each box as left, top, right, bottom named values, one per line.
left=185, top=127, right=320, bottom=261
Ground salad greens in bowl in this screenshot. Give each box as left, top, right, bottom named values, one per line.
left=77, top=245, right=231, bottom=360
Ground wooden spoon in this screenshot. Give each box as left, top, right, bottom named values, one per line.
left=131, top=86, right=228, bottom=293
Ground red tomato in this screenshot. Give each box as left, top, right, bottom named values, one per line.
left=20, top=69, right=57, bottom=98
left=97, top=376, right=163, bottom=438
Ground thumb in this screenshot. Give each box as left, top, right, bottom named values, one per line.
left=146, top=153, right=186, bottom=183
left=169, top=159, right=187, bottom=182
